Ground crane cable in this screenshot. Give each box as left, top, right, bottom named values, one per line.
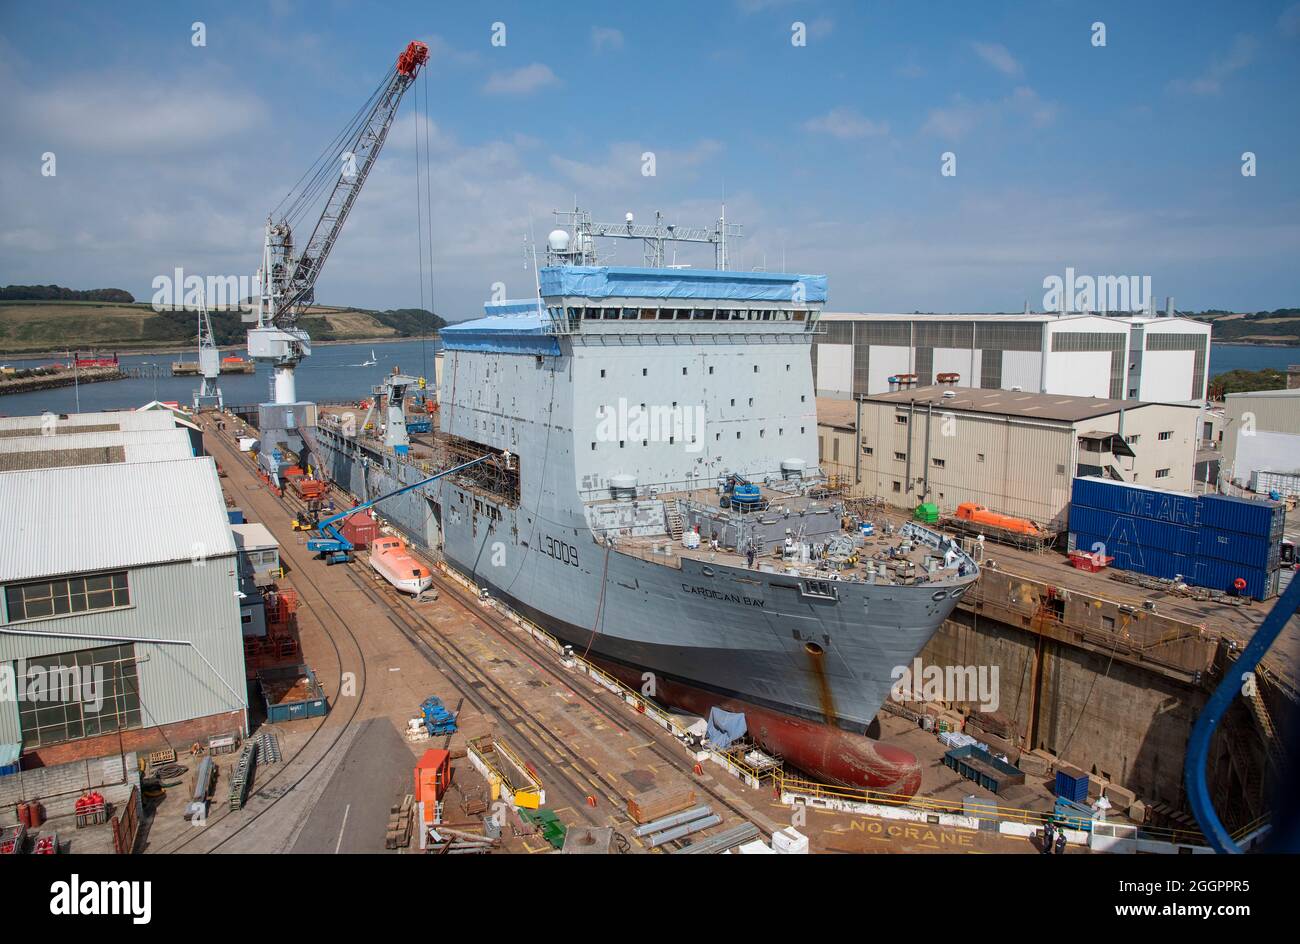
left=1184, top=572, right=1300, bottom=853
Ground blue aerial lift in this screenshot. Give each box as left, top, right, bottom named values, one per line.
left=305, top=454, right=493, bottom=563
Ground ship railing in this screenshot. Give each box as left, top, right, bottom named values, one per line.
left=774, top=770, right=1210, bottom=846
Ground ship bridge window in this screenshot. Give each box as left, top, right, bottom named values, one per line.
left=692, top=309, right=714, bottom=320
left=674, top=308, right=691, bottom=320
left=794, top=310, right=807, bottom=321
left=581, top=307, right=599, bottom=320
left=640, top=308, right=657, bottom=320
left=602, top=308, right=619, bottom=320
left=622, top=308, right=638, bottom=320
left=657, top=309, right=673, bottom=320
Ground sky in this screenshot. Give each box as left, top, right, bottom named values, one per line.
left=1, top=0, right=1298, bottom=319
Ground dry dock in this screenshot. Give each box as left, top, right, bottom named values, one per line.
left=150, top=417, right=1122, bottom=854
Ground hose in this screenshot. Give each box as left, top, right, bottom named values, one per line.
left=1184, top=573, right=1300, bottom=853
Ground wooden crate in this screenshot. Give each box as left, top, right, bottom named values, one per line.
left=627, top=786, right=696, bottom=824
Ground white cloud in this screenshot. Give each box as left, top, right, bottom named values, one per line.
left=922, top=86, right=1057, bottom=140
left=13, top=77, right=268, bottom=154
left=591, top=27, right=624, bottom=52
left=803, top=107, right=889, bottom=140
left=971, top=41, right=1022, bottom=77
left=1168, top=34, right=1257, bottom=95
left=808, top=17, right=834, bottom=40
left=1279, top=4, right=1300, bottom=38
left=483, top=63, right=561, bottom=95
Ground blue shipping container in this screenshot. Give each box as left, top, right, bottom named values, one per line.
left=1196, top=529, right=1280, bottom=571
left=1199, top=494, right=1284, bottom=539
left=1070, top=477, right=1200, bottom=526
left=1070, top=530, right=1194, bottom=580
left=1055, top=769, right=1089, bottom=803
left=1068, top=505, right=1199, bottom=556
left=1192, top=557, right=1276, bottom=601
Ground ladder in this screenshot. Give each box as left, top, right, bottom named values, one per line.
left=665, top=502, right=684, bottom=540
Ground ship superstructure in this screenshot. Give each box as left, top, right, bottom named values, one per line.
left=312, top=208, right=979, bottom=792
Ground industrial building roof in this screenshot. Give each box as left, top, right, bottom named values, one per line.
left=1224, top=388, right=1300, bottom=399
left=0, top=428, right=195, bottom=472
left=0, top=409, right=178, bottom=438
left=0, top=456, right=236, bottom=583
left=819, top=311, right=1209, bottom=328
left=820, top=387, right=1189, bottom=426
left=231, top=522, right=278, bottom=552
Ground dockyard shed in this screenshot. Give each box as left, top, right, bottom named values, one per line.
left=818, top=387, right=1200, bottom=531
left=1223, top=388, right=1300, bottom=489
left=0, top=456, right=248, bottom=766
left=0, top=427, right=195, bottom=471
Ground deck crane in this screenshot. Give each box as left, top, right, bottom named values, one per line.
left=306, top=454, right=495, bottom=563
left=246, top=40, right=430, bottom=484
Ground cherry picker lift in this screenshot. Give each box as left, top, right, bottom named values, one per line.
left=305, top=455, right=493, bottom=564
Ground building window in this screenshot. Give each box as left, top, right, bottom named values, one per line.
left=892, top=481, right=902, bottom=493
left=977, top=453, right=985, bottom=462
left=932, top=458, right=945, bottom=468
left=896, top=415, right=908, bottom=425
left=4, top=571, right=130, bottom=622
left=709, top=366, right=714, bottom=375
left=1156, top=468, right=1171, bottom=478
left=600, top=369, right=606, bottom=378
left=682, top=367, right=687, bottom=375
left=17, top=643, right=141, bottom=747
left=862, top=445, right=873, bottom=456
left=894, top=451, right=907, bottom=461
left=1126, top=434, right=1140, bottom=444
left=1158, top=431, right=1173, bottom=441
left=591, top=442, right=596, bottom=450
left=1056, top=464, right=1067, bottom=475
left=642, top=368, right=648, bottom=376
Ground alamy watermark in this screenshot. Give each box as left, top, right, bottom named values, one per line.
left=595, top=398, right=706, bottom=453
left=890, top=658, right=1000, bottom=713
left=151, top=268, right=255, bottom=312
left=1042, top=267, right=1152, bottom=314
left=0, top=660, right=105, bottom=712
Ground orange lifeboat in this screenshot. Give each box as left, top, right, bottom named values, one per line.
left=955, top=502, right=1044, bottom=538
left=369, top=536, right=434, bottom=595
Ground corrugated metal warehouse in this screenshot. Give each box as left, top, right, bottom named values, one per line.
left=812, top=312, right=1211, bottom=405
left=0, top=454, right=247, bottom=765
left=0, top=427, right=196, bottom=471
left=1222, top=388, right=1300, bottom=488
left=818, top=386, right=1200, bottom=531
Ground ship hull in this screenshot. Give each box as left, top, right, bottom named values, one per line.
left=313, top=424, right=968, bottom=794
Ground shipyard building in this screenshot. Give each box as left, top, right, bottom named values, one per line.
left=1221, top=388, right=1300, bottom=494
left=0, top=410, right=247, bottom=767
left=818, top=387, right=1200, bottom=532
left=812, top=312, right=1212, bottom=405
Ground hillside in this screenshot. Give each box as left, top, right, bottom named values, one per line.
left=1188, top=308, right=1300, bottom=345
left=0, top=298, right=445, bottom=355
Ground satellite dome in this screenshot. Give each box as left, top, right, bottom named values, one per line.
left=547, top=229, right=570, bottom=251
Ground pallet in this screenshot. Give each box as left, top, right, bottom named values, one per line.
left=386, top=794, right=414, bottom=849
left=148, top=748, right=177, bottom=768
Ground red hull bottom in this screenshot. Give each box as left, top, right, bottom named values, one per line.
left=599, top=663, right=922, bottom=798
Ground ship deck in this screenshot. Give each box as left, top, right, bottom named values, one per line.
left=595, top=484, right=974, bottom=586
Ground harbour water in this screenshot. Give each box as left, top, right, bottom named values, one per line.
left=1, top=337, right=1293, bottom=416
left=0, top=338, right=440, bottom=415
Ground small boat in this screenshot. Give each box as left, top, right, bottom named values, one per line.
left=357, top=349, right=378, bottom=367
left=369, top=535, right=433, bottom=595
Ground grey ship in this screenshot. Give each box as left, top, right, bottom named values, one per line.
left=312, top=209, right=979, bottom=792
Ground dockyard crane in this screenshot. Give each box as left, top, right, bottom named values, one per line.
left=246, top=40, right=430, bottom=482
left=193, top=288, right=222, bottom=411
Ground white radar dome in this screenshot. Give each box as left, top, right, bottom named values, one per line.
left=547, top=229, right=571, bottom=251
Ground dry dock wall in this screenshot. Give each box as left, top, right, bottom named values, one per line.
left=912, top=565, right=1259, bottom=817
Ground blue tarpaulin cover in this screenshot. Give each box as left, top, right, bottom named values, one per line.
left=706, top=707, right=747, bottom=748
left=539, top=266, right=827, bottom=303
left=439, top=303, right=561, bottom=356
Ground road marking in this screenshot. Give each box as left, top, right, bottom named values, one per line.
left=334, top=803, right=351, bottom=854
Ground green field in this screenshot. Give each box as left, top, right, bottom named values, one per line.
left=0, top=300, right=444, bottom=354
